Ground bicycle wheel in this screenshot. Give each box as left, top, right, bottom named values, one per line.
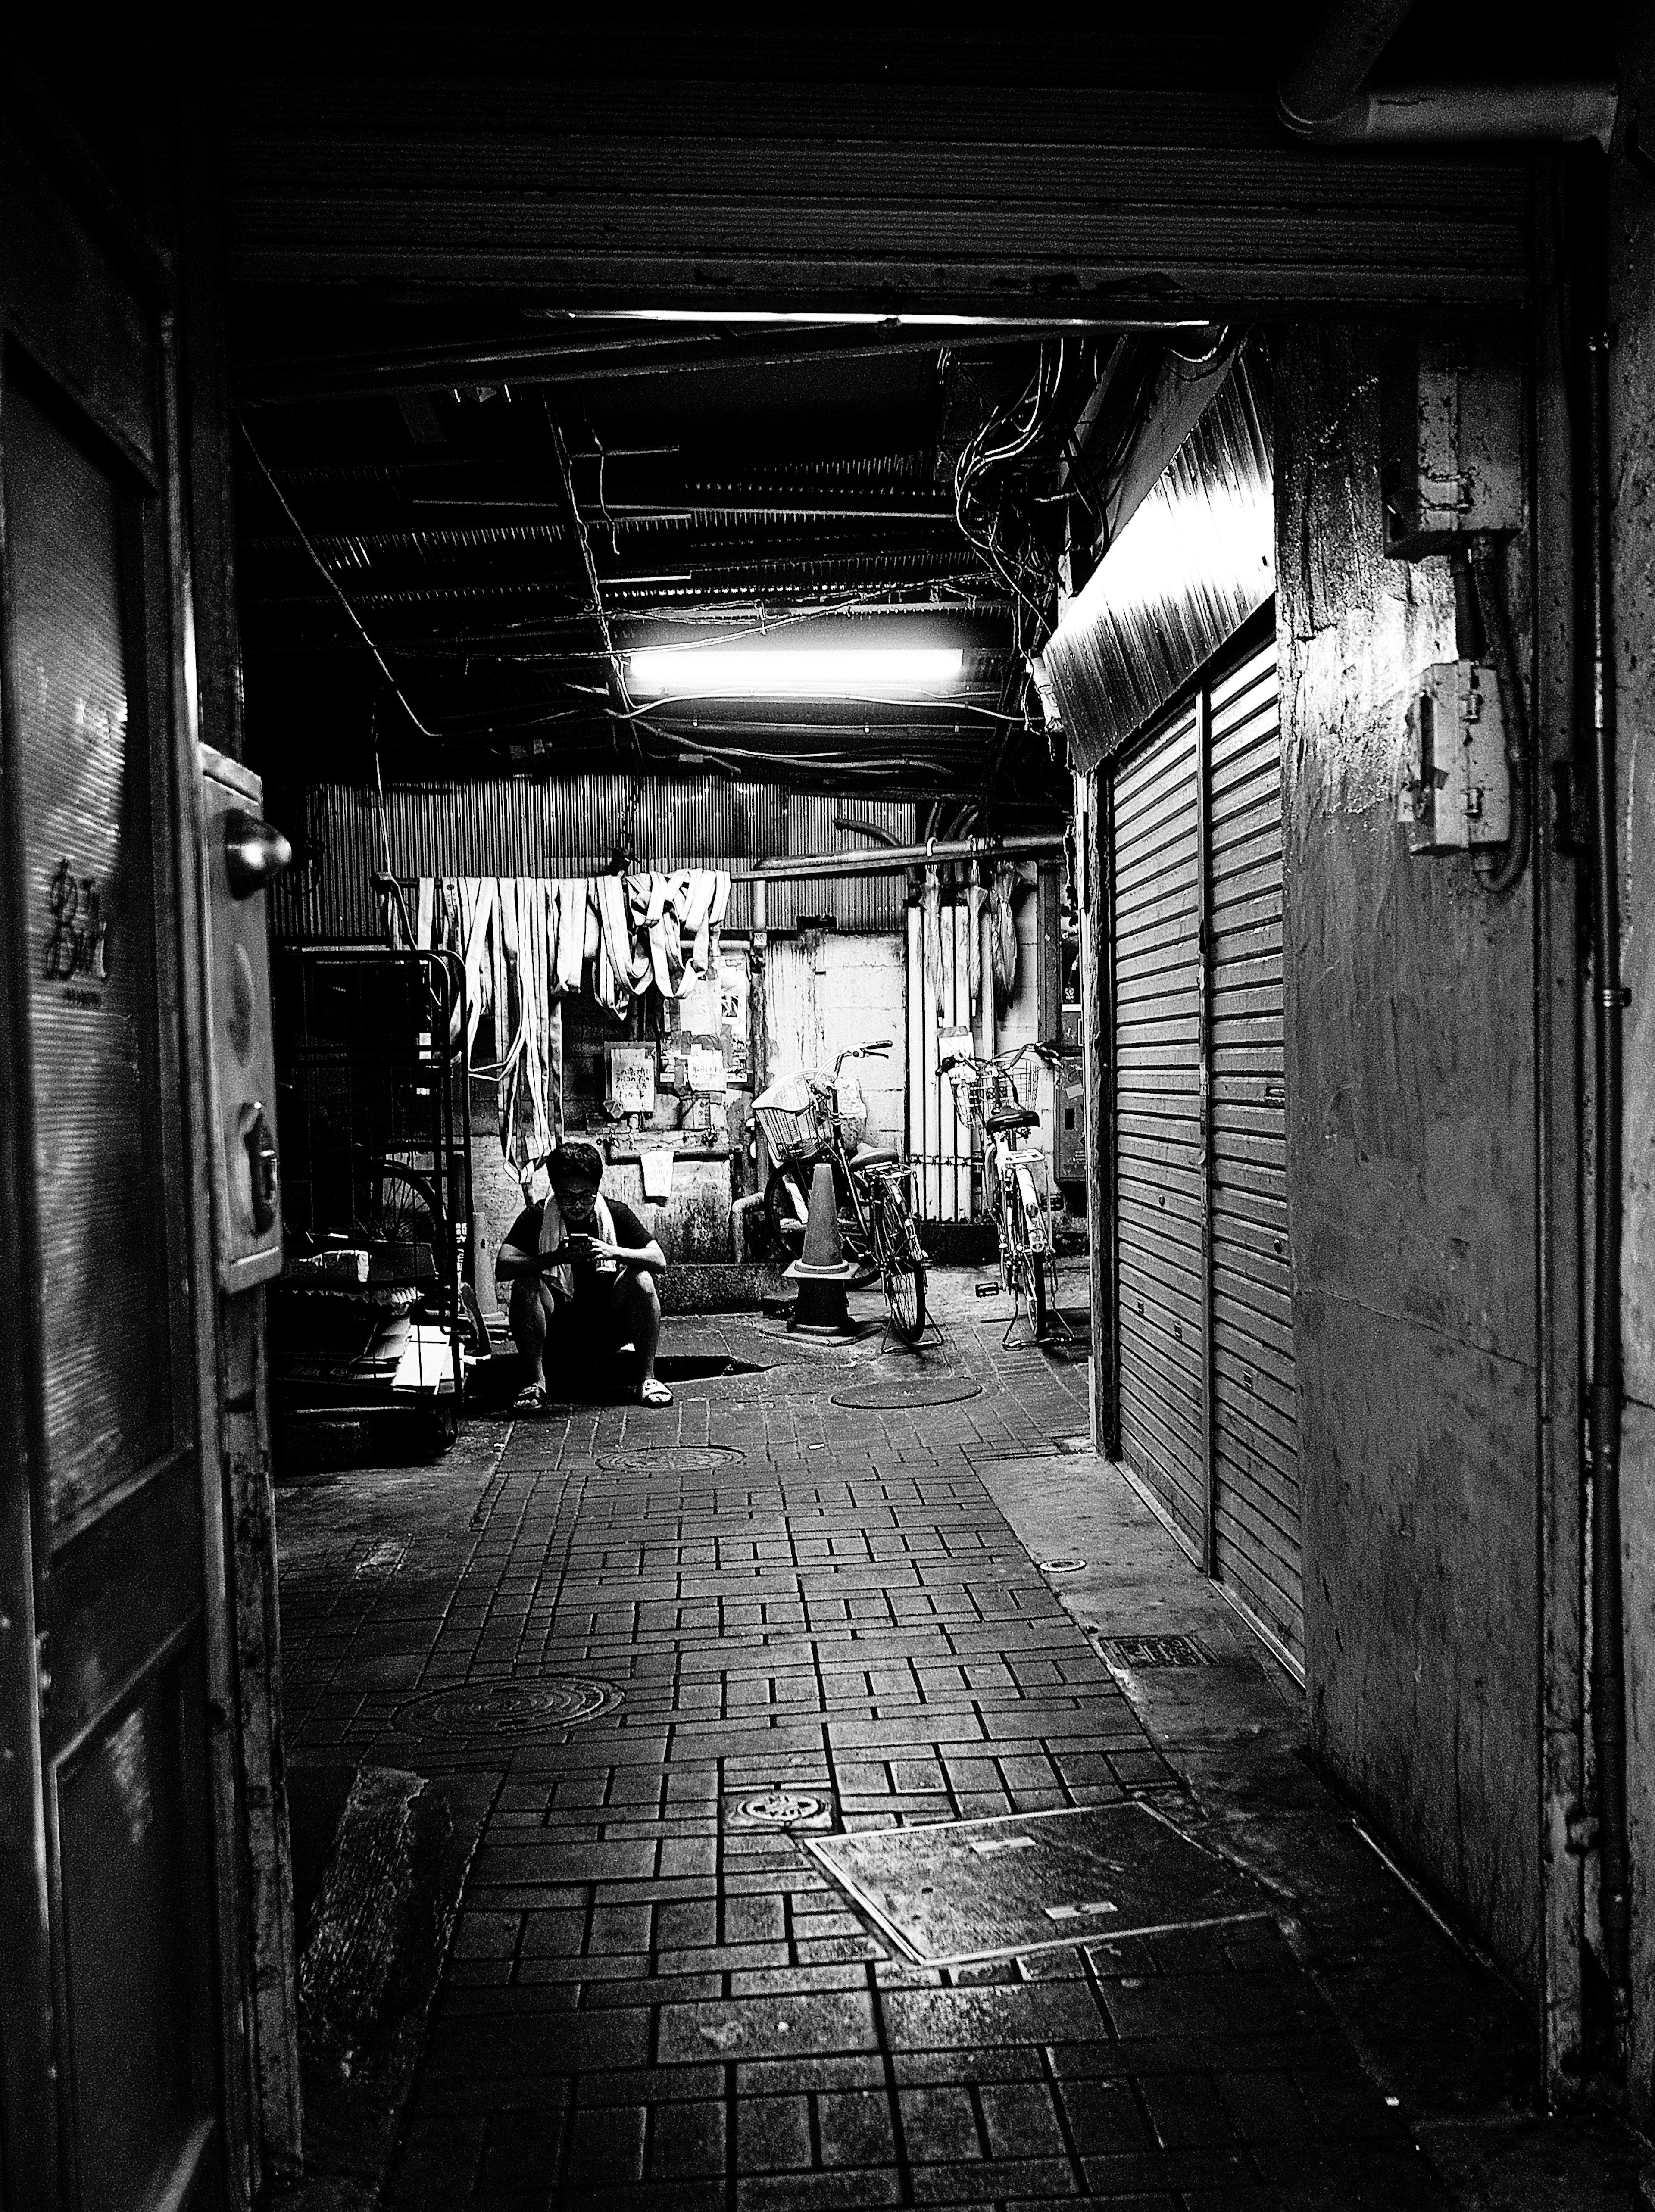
left=765, top=1161, right=812, bottom=1253
left=1007, top=1182, right=1048, bottom=1340
left=871, top=1187, right=926, bottom=1344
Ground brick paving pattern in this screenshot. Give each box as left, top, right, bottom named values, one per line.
left=278, top=1285, right=1446, bottom=2209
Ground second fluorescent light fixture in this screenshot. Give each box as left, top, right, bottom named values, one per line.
left=627, top=646, right=964, bottom=699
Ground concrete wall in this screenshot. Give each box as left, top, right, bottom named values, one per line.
left=1277, top=326, right=1543, bottom=1982
left=762, top=931, right=908, bottom=1151
left=1610, top=10, right=1655, bottom=2111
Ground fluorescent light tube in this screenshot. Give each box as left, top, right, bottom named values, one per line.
left=627, top=646, right=964, bottom=699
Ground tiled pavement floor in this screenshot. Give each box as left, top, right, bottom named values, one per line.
left=275, top=1276, right=1630, bottom=2210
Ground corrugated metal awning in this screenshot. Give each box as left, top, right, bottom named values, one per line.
left=1043, top=339, right=1274, bottom=773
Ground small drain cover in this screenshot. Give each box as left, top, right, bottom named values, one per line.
left=830, top=1374, right=982, bottom=1410
left=730, top=1789, right=834, bottom=1830
left=595, top=1444, right=746, bottom=1473
left=1097, top=1633, right=1215, bottom=1669
left=391, top=1675, right=621, bottom=1737
left=1038, top=1557, right=1087, bottom=1575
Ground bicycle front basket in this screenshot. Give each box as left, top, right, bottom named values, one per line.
left=753, top=1071, right=832, bottom=1163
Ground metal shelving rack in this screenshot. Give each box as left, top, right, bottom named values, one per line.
left=270, top=945, right=477, bottom=1428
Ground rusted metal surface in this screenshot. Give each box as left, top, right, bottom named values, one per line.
left=1277, top=324, right=1539, bottom=1984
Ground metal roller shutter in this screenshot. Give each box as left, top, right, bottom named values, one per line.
left=1105, top=630, right=1300, bottom=1669
left=1110, top=705, right=1204, bottom=1552
left=1207, top=640, right=1300, bottom=1662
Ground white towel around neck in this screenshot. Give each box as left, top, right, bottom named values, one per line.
left=539, top=1186, right=617, bottom=1302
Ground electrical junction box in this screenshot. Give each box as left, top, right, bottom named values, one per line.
left=1399, top=659, right=1511, bottom=854
left=1380, top=333, right=1523, bottom=559
left=199, top=743, right=290, bottom=1290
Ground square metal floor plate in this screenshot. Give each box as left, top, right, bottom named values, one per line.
left=803, top=1802, right=1267, bottom=1967
left=1096, top=1632, right=1216, bottom=1669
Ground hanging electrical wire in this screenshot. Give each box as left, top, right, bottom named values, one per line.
left=950, top=340, right=1073, bottom=645
left=238, top=412, right=447, bottom=742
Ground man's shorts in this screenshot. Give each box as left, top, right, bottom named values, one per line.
left=512, top=1270, right=637, bottom=1365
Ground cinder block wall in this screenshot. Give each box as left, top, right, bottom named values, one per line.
left=1276, top=327, right=1542, bottom=1984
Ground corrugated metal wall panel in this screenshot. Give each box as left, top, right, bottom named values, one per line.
left=1105, top=630, right=1299, bottom=1666
left=772, top=795, right=916, bottom=931
left=1207, top=638, right=1300, bottom=1660
left=271, top=775, right=914, bottom=944
left=1111, top=705, right=1205, bottom=1548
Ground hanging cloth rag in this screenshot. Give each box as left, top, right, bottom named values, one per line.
left=678, top=868, right=732, bottom=983
left=644, top=869, right=693, bottom=998
left=922, top=864, right=946, bottom=998
left=706, top=869, right=732, bottom=973
left=592, top=872, right=650, bottom=1014
left=965, top=859, right=985, bottom=1015
left=493, top=880, right=561, bottom=1175
left=538, top=1186, right=616, bottom=1305
left=554, top=877, right=588, bottom=993
left=990, top=862, right=1018, bottom=999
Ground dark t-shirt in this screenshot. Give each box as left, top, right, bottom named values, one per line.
left=503, top=1196, right=652, bottom=1305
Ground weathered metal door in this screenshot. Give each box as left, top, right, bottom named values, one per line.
left=1106, top=633, right=1301, bottom=1666
left=1109, top=703, right=1206, bottom=1548
left=0, top=119, right=233, bottom=2211
left=1206, top=639, right=1300, bottom=1662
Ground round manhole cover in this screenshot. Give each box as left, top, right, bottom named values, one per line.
left=1038, top=1557, right=1087, bottom=1575
left=595, top=1444, right=746, bottom=1474
left=737, top=1790, right=828, bottom=1826
left=830, top=1374, right=983, bottom=1410
left=391, top=1675, right=621, bottom=1738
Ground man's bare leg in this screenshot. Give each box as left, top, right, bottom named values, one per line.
left=510, top=1278, right=554, bottom=1402
left=612, top=1267, right=666, bottom=1398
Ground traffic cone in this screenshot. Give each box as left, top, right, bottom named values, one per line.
left=785, top=1160, right=856, bottom=1334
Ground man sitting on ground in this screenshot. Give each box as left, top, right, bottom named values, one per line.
left=497, top=1139, right=672, bottom=1411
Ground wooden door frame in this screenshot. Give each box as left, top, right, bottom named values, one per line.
left=0, top=90, right=256, bottom=2211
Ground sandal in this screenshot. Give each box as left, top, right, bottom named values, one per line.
left=513, top=1382, right=548, bottom=1415
left=637, top=1376, right=673, bottom=1407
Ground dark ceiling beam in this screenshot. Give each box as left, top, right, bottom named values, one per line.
left=219, top=60, right=1534, bottom=322
left=235, top=326, right=1042, bottom=406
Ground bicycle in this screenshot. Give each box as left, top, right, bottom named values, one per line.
left=753, top=1043, right=929, bottom=1345
left=941, top=1042, right=1067, bottom=1344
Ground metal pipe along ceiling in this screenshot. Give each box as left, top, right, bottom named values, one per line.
left=1275, top=0, right=1421, bottom=132
left=1277, top=0, right=1616, bottom=145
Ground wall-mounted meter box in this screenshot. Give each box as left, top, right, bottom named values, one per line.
left=1399, top=660, right=1511, bottom=855
left=1380, top=334, right=1523, bottom=560
left=199, top=743, right=290, bottom=1290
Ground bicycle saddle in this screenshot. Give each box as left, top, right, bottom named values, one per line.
left=985, top=1104, right=1040, bottom=1134
left=852, top=1145, right=901, bottom=1170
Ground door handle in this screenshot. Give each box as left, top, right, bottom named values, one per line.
left=240, top=1101, right=279, bottom=1233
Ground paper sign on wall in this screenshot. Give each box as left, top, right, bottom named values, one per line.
left=687, top=1044, right=728, bottom=1095
left=606, top=1043, right=656, bottom=1116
